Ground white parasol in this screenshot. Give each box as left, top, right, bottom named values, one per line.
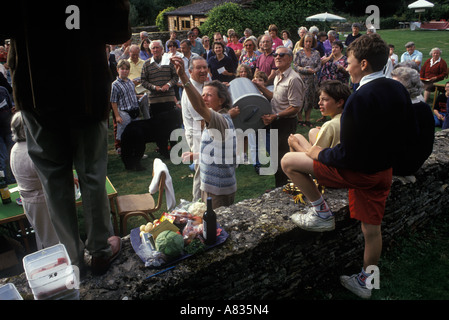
left=306, top=12, right=347, bottom=23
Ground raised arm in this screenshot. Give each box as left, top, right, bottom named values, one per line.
left=170, top=56, right=212, bottom=123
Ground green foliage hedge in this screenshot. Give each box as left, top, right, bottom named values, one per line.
left=200, top=0, right=334, bottom=42
left=156, top=7, right=176, bottom=31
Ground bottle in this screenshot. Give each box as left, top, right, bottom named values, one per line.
left=203, top=197, right=217, bottom=245
left=0, top=170, right=11, bottom=205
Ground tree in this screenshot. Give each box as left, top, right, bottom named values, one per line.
left=156, top=7, right=176, bottom=31
left=129, top=0, right=190, bottom=26
left=200, top=0, right=333, bottom=41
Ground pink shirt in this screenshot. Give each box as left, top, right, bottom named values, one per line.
left=227, top=42, right=243, bottom=53
left=272, top=37, right=283, bottom=51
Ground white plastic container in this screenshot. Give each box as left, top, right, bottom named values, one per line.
left=0, top=283, right=23, bottom=300
left=22, top=244, right=79, bottom=300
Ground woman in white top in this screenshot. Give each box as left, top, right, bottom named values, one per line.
left=282, top=30, right=293, bottom=50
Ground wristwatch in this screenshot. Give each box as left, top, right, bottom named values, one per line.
left=276, top=113, right=280, bottom=120
left=183, top=81, right=192, bottom=89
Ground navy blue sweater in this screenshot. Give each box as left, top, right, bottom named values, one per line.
left=318, top=77, right=419, bottom=174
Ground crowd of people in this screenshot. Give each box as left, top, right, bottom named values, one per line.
left=0, top=11, right=447, bottom=299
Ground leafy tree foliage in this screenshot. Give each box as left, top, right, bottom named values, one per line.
left=200, top=0, right=333, bottom=41
left=130, top=0, right=190, bottom=26
left=156, top=7, right=176, bottom=31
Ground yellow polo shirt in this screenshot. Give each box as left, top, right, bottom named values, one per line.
left=128, top=58, right=145, bottom=81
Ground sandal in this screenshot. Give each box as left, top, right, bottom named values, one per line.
left=298, top=120, right=305, bottom=126
left=305, top=121, right=313, bottom=127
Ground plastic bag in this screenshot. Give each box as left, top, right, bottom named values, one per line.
left=182, top=219, right=204, bottom=245
left=137, top=243, right=167, bottom=267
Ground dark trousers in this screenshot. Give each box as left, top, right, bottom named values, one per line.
left=150, top=101, right=182, bottom=157
left=271, top=117, right=297, bottom=188
left=121, top=119, right=158, bottom=170
left=22, top=112, right=112, bottom=267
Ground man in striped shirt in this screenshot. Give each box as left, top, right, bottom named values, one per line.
left=141, top=40, right=180, bottom=158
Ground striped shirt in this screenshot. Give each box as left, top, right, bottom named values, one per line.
left=200, top=110, right=237, bottom=196
left=110, top=77, right=139, bottom=111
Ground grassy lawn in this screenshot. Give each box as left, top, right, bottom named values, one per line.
left=103, top=29, right=448, bottom=300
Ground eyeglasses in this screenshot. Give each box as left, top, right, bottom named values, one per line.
left=273, top=52, right=289, bottom=58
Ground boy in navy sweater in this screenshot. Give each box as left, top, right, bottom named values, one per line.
left=281, top=34, right=417, bottom=299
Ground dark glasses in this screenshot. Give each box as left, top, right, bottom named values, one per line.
left=273, top=52, right=289, bottom=58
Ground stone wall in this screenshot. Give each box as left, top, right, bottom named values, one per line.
left=131, top=30, right=189, bottom=46
left=3, top=130, right=449, bottom=300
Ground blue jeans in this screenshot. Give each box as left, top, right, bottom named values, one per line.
left=434, top=113, right=448, bottom=128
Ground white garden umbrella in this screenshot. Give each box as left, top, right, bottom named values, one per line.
left=408, top=0, right=434, bottom=21
left=306, top=12, right=347, bottom=23
left=408, top=0, right=434, bottom=9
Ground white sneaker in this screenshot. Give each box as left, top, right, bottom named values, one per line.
left=340, top=274, right=372, bottom=299
left=291, top=207, right=335, bottom=231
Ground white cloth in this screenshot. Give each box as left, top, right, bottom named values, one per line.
left=161, top=51, right=182, bottom=66
left=149, top=158, right=176, bottom=210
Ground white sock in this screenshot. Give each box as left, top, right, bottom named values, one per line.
left=311, top=196, right=332, bottom=219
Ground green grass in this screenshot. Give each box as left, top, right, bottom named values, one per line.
left=105, top=29, right=448, bottom=300
left=375, top=29, right=449, bottom=63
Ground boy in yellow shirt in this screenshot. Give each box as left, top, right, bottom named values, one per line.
left=288, top=80, right=350, bottom=152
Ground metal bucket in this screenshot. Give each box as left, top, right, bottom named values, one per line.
left=228, top=77, right=272, bottom=131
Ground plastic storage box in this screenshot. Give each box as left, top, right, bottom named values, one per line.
left=0, top=283, right=23, bottom=300
left=22, top=244, right=79, bottom=300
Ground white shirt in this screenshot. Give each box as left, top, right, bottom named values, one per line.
left=181, top=78, right=204, bottom=153
left=357, top=71, right=385, bottom=90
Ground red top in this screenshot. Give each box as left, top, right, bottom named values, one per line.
left=420, top=58, right=448, bottom=81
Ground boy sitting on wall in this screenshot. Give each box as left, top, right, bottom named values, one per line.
left=281, top=34, right=419, bottom=299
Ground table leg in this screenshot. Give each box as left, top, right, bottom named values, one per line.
left=17, top=218, right=31, bottom=253
left=109, top=198, right=119, bottom=236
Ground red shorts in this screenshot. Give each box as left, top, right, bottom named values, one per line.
left=313, top=161, right=393, bottom=225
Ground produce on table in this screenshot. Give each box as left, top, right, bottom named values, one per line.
left=155, top=230, right=184, bottom=259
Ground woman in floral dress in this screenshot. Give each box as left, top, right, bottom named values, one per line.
left=293, top=33, right=321, bottom=127
left=320, top=40, right=349, bottom=85
left=238, top=37, right=260, bottom=72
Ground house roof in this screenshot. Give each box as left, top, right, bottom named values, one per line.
left=165, top=0, right=251, bottom=16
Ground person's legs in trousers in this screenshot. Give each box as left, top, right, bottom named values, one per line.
left=22, top=111, right=85, bottom=267
left=272, top=118, right=297, bottom=187
left=72, top=120, right=114, bottom=259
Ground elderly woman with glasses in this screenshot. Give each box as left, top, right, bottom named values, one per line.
left=420, top=47, right=448, bottom=103
left=293, top=32, right=321, bottom=127
left=238, top=37, right=260, bottom=71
